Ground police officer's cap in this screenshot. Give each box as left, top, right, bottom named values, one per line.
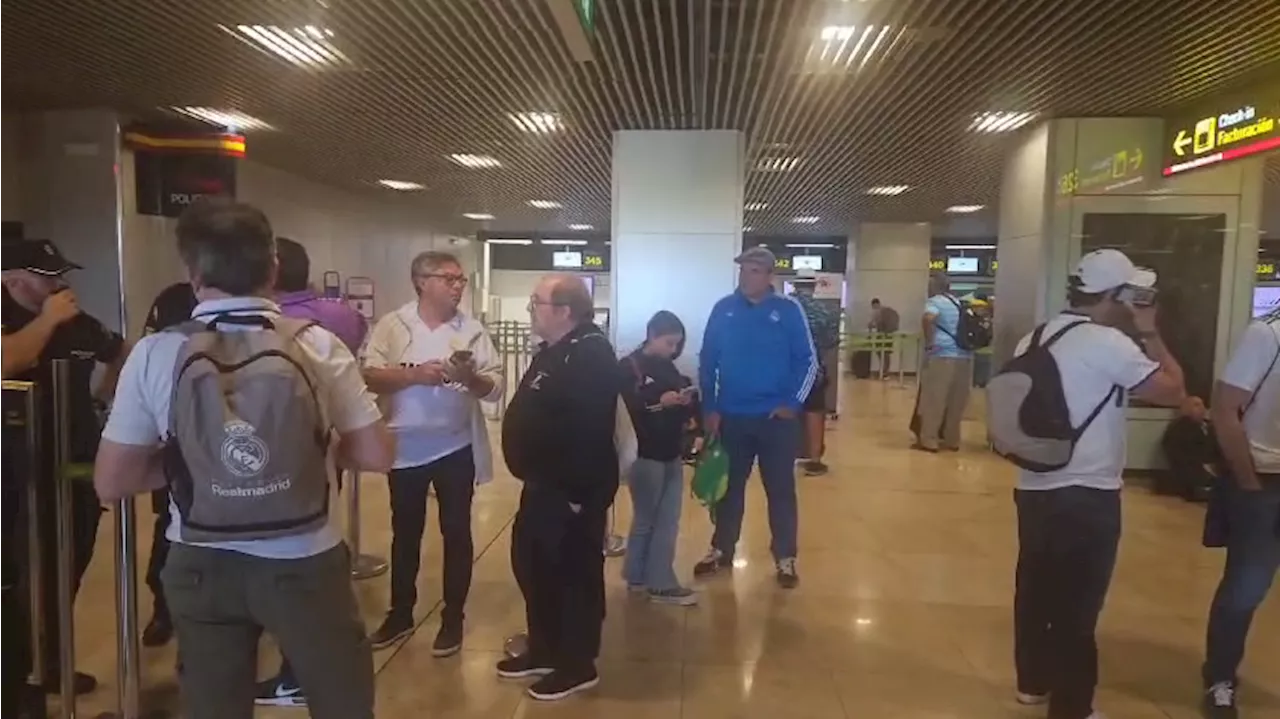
left=2, top=238, right=82, bottom=275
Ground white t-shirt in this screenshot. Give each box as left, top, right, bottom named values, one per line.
left=1219, top=318, right=1280, bottom=474
left=364, top=304, right=501, bottom=470
left=102, top=298, right=382, bottom=559
left=1014, top=313, right=1160, bottom=491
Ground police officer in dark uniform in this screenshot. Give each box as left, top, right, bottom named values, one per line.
left=136, top=282, right=197, bottom=648
left=1, top=238, right=128, bottom=699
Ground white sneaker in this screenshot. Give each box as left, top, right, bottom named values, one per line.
left=1015, top=691, right=1049, bottom=705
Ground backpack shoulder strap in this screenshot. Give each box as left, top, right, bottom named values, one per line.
left=1073, top=385, right=1119, bottom=440
left=271, top=316, right=320, bottom=343
left=1038, top=320, right=1090, bottom=350
left=1243, top=319, right=1280, bottom=417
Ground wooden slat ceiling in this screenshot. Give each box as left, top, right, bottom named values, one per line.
left=3, top=0, right=1280, bottom=236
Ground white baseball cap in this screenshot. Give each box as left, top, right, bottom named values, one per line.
left=1072, top=249, right=1156, bottom=293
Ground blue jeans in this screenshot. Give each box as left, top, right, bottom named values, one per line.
left=623, top=459, right=685, bottom=591
left=712, top=414, right=800, bottom=561
left=1204, top=482, right=1280, bottom=684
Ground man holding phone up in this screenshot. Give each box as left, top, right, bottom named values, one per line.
left=362, top=251, right=502, bottom=657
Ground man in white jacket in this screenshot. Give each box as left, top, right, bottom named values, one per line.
left=362, top=251, right=502, bottom=656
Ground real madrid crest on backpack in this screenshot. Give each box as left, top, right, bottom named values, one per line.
left=161, top=313, right=331, bottom=542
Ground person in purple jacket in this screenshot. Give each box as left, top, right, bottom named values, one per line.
left=255, top=237, right=369, bottom=708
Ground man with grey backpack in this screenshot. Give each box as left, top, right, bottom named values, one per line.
left=987, top=249, right=1185, bottom=719
left=92, top=199, right=395, bottom=719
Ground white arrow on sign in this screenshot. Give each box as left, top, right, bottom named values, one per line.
left=1173, top=129, right=1193, bottom=157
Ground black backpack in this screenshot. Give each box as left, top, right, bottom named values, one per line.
left=939, top=295, right=992, bottom=351
left=987, top=321, right=1118, bottom=472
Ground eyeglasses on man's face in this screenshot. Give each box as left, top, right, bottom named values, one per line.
left=419, top=272, right=468, bottom=287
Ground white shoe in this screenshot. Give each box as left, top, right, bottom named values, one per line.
left=1015, top=691, right=1049, bottom=705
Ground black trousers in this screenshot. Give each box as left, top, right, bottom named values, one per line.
left=511, top=483, right=607, bottom=672
left=147, top=488, right=172, bottom=618
left=388, top=447, right=475, bottom=624
left=41, top=478, right=102, bottom=680
left=1014, top=486, right=1121, bottom=719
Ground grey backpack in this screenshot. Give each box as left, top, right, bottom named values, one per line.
left=161, top=314, right=330, bottom=542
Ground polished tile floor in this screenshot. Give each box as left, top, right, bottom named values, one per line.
left=60, top=380, right=1280, bottom=717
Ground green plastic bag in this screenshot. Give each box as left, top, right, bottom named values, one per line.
left=690, top=438, right=729, bottom=517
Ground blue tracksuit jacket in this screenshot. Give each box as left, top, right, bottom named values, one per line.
left=698, top=289, right=819, bottom=416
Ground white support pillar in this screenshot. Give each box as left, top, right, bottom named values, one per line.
left=611, top=130, right=744, bottom=376
left=849, top=222, right=932, bottom=374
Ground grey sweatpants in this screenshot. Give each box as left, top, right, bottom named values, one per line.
left=916, top=356, right=973, bottom=449
left=163, top=542, right=373, bottom=719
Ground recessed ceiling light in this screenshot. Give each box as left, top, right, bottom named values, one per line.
left=791, top=216, right=821, bottom=224
left=820, top=25, right=858, bottom=42
left=487, top=238, right=532, bottom=245
left=969, top=111, right=1037, bottom=133
left=463, top=212, right=495, bottom=221
left=945, top=244, right=997, bottom=250
left=743, top=226, right=755, bottom=232
left=542, top=239, right=588, bottom=246
left=810, top=24, right=894, bottom=71
left=376, top=179, right=426, bottom=191
left=756, top=156, right=801, bottom=172
left=448, top=153, right=502, bottom=169
left=170, top=107, right=273, bottom=131
left=745, top=202, right=769, bottom=211
left=509, top=111, right=564, bottom=134
left=528, top=200, right=562, bottom=209
left=945, top=204, right=986, bottom=214
left=218, top=24, right=350, bottom=70
left=787, top=243, right=838, bottom=249
left=568, top=223, right=594, bottom=231
left=867, top=185, right=910, bottom=196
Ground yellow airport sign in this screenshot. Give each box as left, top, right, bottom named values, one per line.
left=1164, top=93, right=1280, bottom=176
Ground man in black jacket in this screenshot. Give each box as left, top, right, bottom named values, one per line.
left=497, top=275, right=620, bottom=702
left=136, top=281, right=197, bottom=648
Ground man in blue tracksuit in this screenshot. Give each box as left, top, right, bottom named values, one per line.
left=694, top=246, right=818, bottom=588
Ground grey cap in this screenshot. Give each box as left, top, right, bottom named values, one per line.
left=734, top=245, right=776, bottom=270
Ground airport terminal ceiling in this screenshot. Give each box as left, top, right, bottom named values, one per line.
left=3, top=0, right=1280, bottom=236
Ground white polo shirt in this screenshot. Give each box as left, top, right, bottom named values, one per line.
left=102, top=297, right=382, bottom=559
left=1013, top=313, right=1159, bottom=491
left=364, top=303, right=501, bottom=471
left=1219, top=317, right=1280, bottom=473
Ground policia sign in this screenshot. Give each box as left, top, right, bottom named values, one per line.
left=1163, top=87, right=1280, bottom=177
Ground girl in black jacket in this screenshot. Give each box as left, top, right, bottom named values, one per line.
left=619, top=311, right=698, bottom=605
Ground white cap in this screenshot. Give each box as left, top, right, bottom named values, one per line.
left=1072, top=249, right=1156, bottom=293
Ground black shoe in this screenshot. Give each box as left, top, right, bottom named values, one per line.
left=528, top=668, right=600, bottom=701
left=141, top=612, right=173, bottom=648
left=776, top=558, right=800, bottom=589
left=496, top=654, right=554, bottom=680
left=42, top=671, right=97, bottom=695
left=1202, top=681, right=1238, bottom=718
left=432, top=621, right=464, bottom=658
left=693, top=548, right=732, bottom=577
left=803, top=460, right=829, bottom=476
left=254, top=673, right=306, bottom=707
left=369, top=612, right=414, bottom=649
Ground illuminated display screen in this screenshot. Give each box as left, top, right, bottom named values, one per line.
left=552, top=251, right=582, bottom=269
left=1163, top=95, right=1280, bottom=177
left=947, top=257, right=979, bottom=274
left=793, top=255, right=823, bottom=271
left=1253, top=286, right=1280, bottom=318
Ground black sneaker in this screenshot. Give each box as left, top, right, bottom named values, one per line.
left=527, top=668, right=600, bottom=701
left=432, top=621, right=464, bottom=658
left=141, top=612, right=173, bottom=648
left=369, top=613, right=414, bottom=649
left=776, top=558, right=800, bottom=589
left=803, top=460, right=829, bottom=476
left=693, top=548, right=731, bottom=577
left=42, top=671, right=97, bottom=695
left=1202, top=681, right=1238, bottom=718
left=496, top=654, right=554, bottom=680
left=255, top=674, right=306, bottom=707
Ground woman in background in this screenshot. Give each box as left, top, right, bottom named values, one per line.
left=620, top=311, right=698, bottom=606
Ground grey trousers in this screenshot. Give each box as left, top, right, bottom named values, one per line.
left=163, top=542, right=373, bottom=719
left=917, top=356, right=973, bottom=449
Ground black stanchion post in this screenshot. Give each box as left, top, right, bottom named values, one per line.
left=112, top=496, right=141, bottom=717
left=50, top=360, right=78, bottom=718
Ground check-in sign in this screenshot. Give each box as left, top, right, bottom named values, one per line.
left=1163, top=92, right=1280, bottom=176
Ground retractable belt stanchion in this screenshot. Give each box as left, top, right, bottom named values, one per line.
left=3, top=380, right=47, bottom=695
left=49, top=360, right=78, bottom=718
left=109, top=495, right=142, bottom=719
left=346, top=471, right=388, bottom=580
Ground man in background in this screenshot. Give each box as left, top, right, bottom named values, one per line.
left=256, top=237, right=374, bottom=707
left=695, top=246, right=817, bottom=588
left=914, top=274, right=973, bottom=452
left=138, top=281, right=198, bottom=649
left=869, top=298, right=899, bottom=377
left=793, top=281, right=839, bottom=476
